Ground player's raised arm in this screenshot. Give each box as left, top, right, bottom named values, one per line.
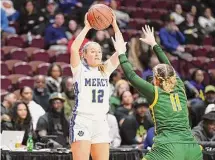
left=112, top=32, right=155, bottom=104
left=140, top=25, right=185, bottom=86
left=70, top=13, right=92, bottom=68
left=104, top=12, right=120, bottom=73
left=140, top=25, right=171, bottom=65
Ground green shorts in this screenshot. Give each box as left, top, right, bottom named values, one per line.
left=143, top=143, right=203, bottom=160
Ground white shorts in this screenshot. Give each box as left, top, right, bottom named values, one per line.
left=69, top=114, right=110, bottom=144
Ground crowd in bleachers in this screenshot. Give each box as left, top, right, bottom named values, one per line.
left=1, top=0, right=215, bottom=155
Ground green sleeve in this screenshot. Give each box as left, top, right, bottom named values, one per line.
left=153, top=45, right=184, bottom=87
left=119, top=54, right=155, bottom=104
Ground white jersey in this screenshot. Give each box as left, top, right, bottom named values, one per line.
left=71, top=61, right=116, bottom=120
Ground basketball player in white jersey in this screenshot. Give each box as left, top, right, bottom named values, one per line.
left=70, top=13, right=123, bottom=160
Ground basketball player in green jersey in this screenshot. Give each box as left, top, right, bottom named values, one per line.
left=111, top=25, right=203, bottom=160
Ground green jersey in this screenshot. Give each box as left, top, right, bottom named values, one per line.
left=150, top=82, right=196, bottom=144
left=119, top=45, right=197, bottom=145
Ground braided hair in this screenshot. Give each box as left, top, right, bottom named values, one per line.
left=153, top=64, right=177, bottom=93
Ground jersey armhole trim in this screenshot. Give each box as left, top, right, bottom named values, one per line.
left=149, top=86, right=158, bottom=110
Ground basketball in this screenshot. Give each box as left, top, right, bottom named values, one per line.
left=87, top=4, right=113, bottom=30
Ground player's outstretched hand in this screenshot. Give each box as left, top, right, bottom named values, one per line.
left=140, top=25, right=157, bottom=47
left=84, top=13, right=92, bottom=30
left=111, top=32, right=127, bottom=55
left=111, top=11, right=120, bottom=33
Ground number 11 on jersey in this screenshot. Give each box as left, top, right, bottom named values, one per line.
left=92, top=89, right=104, bottom=103
left=170, top=93, right=182, bottom=111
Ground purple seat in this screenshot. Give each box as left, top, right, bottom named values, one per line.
left=37, top=63, right=50, bottom=75
left=153, top=1, right=169, bottom=9
left=10, top=48, right=28, bottom=61
left=55, top=54, right=70, bottom=64
left=30, top=37, right=45, bottom=49
left=203, top=36, right=213, bottom=45
left=123, top=0, right=137, bottom=7
left=185, top=44, right=198, bottom=54
left=1, top=50, right=5, bottom=60
left=192, top=47, right=208, bottom=57
left=6, top=35, right=25, bottom=48
left=18, top=76, right=34, bottom=89
left=1, top=76, right=12, bottom=91
left=132, top=8, right=151, bottom=19
left=208, top=50, right=215, bottom=58
left=29, top=61, right=45, bottom=73
left=32, top=50, right=50, bottom=62
left=13, top=62, right=32, bottom=75
left=140, top=0, right=152, bottom=8
left=206, top=61, right=215, bottom=70
left=62, top=64, right=73, bottom=77
left=170, top=59, right=180, bottom=72
left=5, top=60, right=23, bottom=72
left=203, top=72, right=210, bottom=85
left=1, top=62, right=10, bottom=75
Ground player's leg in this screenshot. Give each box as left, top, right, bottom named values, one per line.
left=71, top=141, right=91, bottom=160
left=70, top=115, right=92, bottom=160
left=90, top=118, right=110, bottom=160
left=91, top=143, right=109, bottom=160
left=185, top=144, right=203, bottom=160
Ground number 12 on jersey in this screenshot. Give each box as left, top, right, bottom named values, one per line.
left=92, top=89, right=104, bottom=103
left=170, top=93, right=182, bottom=111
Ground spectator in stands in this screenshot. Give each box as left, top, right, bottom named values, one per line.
left=109, top=70, right=122, bottom=96
left=205, top=104, right=215, bottom=115
left=198, top=7, right=215, bottom=36
left=62, top=77, right=75, bottom=120
left=189, top=98, right=206, bottom=128
left=142, top=56, right=159, bottom=80
left=128, top=35, right=150, bottom=72
left=189, top=85, right=215, bottom=128
left=20, top=86, right=45, bottom=130
left=58, top=0, right=83, bottom=15
left=190, top=5, right=198, bottom=18
left=143, top=127, right=154, bottom=149
left=179, top=13, right=203, bottom=44
left=109, top=0, right=130, bottom=28
left=33, top=75, right=50, bottom=112
left=202, top=1, right=215, bottom=15
left=43, top=0, right=58, bottom=25
left=189, top=69, right=205, bottom=100
left=0, top=8, right=16, bottom=34
left=1, top=93, right=17, bottom=116
left=204, top=85, right=215, bottom=105
left=94, top=30, right=114, bottom=61
left=1, top=0, right=20, bottom=23
left=67, top=36, right=89, bottom=55
left=120, top=97, right=154, bottom=145
left=1, top=102, right=36, bottom=145
left=66, top=19, right=82, bottom=40
left=110, top=79, right=130, bottom=112
left=170, top=4, right=185, bottom=25
left=192, top=111, right=215, bottom=142
left=114, top=91, right=134, bottom=126
left=36, top=93, right=69, bottom=147
left=44, top=13, right=68, bottom=51
left=107, top=112, right=121, bottom=148
left=159, top=15, right=186, bottom=57
left=1, top=93, right=17, bottom=129
left=46, top=64, right=63, bottom=93
left=19, top=0, right=46, bottom=35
